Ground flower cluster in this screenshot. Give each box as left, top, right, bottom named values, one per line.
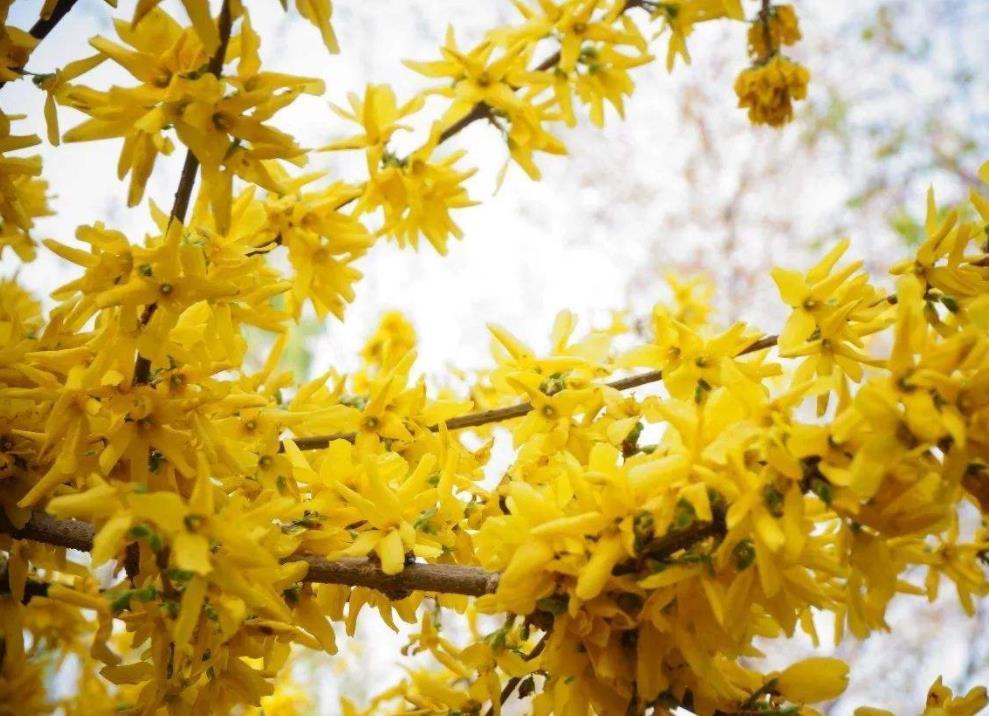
left=0, top=112, right=49, bottom=260
left=0, top=1, right=986, bottom=715
left=734, top=3, right=810, bottom=127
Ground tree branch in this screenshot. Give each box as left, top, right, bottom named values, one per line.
left=0, top=569, right=49, bottom=604
left=0, top=496, right=734, bottom=600
left=293, top=554, right=499, bottom=597
left=30, top=0, right=79, bottom=42
left=759, top=0, right=774, bottom=60
left=288, top=334, right=780, bottom=451
left=0, top=509, right=94, bottom=551
left=0, top=510, right=499, bottom=597
left=133, top=0, right=233, bottom=385
left=171, top=0, right=233, bottom=225
left=437, top=102, right=494, bottom=145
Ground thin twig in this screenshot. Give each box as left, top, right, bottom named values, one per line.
left=484, top=632, right=549, bottom=716
left=759, top=0, right=774, bottom=60
left=172, top=0, right=233, bottom=224
left=437, top=103, right=494, bottom=145
left=288, top=334, right=780, bottom=451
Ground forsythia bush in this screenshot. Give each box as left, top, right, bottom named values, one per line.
left=0, top=0, right=988, bottom=714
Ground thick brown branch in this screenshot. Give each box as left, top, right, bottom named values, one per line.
left=0, top=499, right=731, bottom=600
left=0, top=510, right=499, bottom=597
left=292, top=554, right=499, bottom=597
left=0, top=510, right=94, bottom=552
left=289, top=334, right=780, bottom=451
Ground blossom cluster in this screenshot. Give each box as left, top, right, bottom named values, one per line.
left=0, top=1, right=986, bottom=715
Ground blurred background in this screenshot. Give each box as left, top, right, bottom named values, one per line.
left=3, top=0, right=989, bottom=712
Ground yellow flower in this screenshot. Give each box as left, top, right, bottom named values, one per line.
left=259, top=176, right=372, bottom=319
left=924, top=678, right=989, bottom=716
left=0, top=4, right=39, bottom=82
left=495, top=0, right=643, bottom=72
left=772, top=238, right=891, bottom=414
left=33, top=53, right=106, bottom=145
left=0, top=111, right=43, bottom=254
left=856, top=677, right=989, bottom=716
left=294, top=0, right=340, bottom=52
left=62, top=7, right=322, bottom=215
left=404, top=31, right=530, bottom=127
left=734, top=54, right=810, bottom=127
left=359, top=311, right=418, bottom=379
left=362, top=132, right=478, bottom=254
left=620, top=316, right=775, bottom=403
left=132, top=0, right=221, bottom=54
left=331, top=453, right=440, bottom=574
left=891, top=188, right=988, bottom=304
left=748, top=4, right=802, bottom=59
left=0, top=172, right=49, bottom=262
left=655, top=0, right=745, bottom=71
left=573, top=44, right=652, bottom=128
left=324, top=84, right=423, bottom=153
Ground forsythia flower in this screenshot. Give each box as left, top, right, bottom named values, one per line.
left=856, top=677, right=989, bottom=716
left=654, top=0, right=744, bottom=70
left=258, top=174, right=372, bottom=319
left=773, top=657, right=849, bottom=703
left=0, top=112, right=46, bottom=260
left=748, top=3, right=802, bottom=59
left=359, top=311, right=417, bottom=378
left=0, top=1, right=38, bottom=81
left=61, top=7, right=323, bottom=217
left=131, top=0, right=340, bottom=54
left=33, top=53, right=106, bottom=145
left=734, top=54, right=810, bottom=127
left=326, top=84, right=478, bottom=253
left=772, top=238, right=891, bottom=414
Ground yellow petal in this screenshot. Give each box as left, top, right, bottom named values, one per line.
left=173, top=575, right=206, bottom=652
left=295, top=593, right=338, bottom=654
left=173, top=532, right=212, bottom=575
left=575, top=534, right=625, bottom=600
left=129, top=492, right=186, bottom=533
left=776, top=657, right=849, bottom=703
left=375, top=530, right=406, bottom=575
left=101, top=662, right=155, bottom=685
left=92, top=513, right=133, bottom=566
